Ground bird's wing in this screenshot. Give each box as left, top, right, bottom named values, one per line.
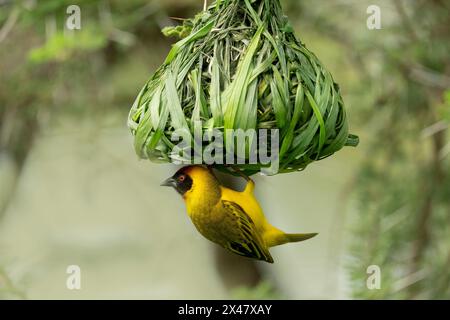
left=220, top=200, right=274, bottom=263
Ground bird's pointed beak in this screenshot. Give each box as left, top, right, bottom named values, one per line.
left=160, top=177, right=176, bottom=188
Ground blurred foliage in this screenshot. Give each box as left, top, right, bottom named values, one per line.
left=276, top=0, right=450, bottom=299
left=28, top=27, right=107, bottom=63
left=0, top=0, right=204, bottom=295
left=0, top=0, right=202, bottom=183
left=337, top=1, right=449, bottom=299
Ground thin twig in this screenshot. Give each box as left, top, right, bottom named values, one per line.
left=393, top=0, right=420, bottom=42
left=0, top=7, right=19, bottom=43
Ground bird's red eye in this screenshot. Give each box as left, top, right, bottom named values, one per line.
left=178, top=175, right=185, bottom=182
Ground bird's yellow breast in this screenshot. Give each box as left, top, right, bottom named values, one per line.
left=181, top=166, right=272, bottom=238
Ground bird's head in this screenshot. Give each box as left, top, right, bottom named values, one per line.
left=160, top=166, right=194, bottom=196
left=161, top=165, right=220, bottom=198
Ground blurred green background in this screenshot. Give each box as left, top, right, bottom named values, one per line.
left=0, top=0, right=449, bottom=299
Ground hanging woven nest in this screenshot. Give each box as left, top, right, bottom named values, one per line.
left=128, top=0, right=359, bottom=176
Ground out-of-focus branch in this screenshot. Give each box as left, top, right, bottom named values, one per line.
left=295, top=16, right=371, bottom=80
left=409, top=64, right=450, bottom=89
left=393, top=0, right=420, bottom=42
left=0, top=7, right=19, bottom=43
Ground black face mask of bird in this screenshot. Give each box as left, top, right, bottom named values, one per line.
left=161, top=172, right=193, bottom=195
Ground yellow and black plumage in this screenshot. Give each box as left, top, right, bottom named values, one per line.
left=161, top=165, right=317, bottom=263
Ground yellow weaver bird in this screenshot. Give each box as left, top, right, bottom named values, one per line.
left=161, top=165, right=317, bottom=263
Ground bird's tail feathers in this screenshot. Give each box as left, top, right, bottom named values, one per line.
left=285, top=232, right=318, bottom=243
left=268, top=231, right=318, bottom=247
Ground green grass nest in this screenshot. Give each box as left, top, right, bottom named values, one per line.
left=128, top=0, right=359, bottom=176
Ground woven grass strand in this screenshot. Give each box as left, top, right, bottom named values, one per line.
left=128, top=0, right=359, bottom=176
